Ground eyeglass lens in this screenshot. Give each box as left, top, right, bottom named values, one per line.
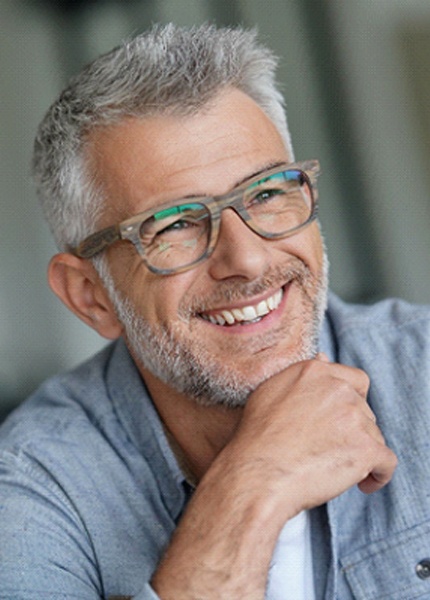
left=139, top=169, right=313, bottom=272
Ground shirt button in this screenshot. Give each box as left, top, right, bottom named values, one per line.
left=416, top=559, right=430, bottom=580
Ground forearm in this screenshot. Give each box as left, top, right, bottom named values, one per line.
left=151, top=454, right=290, bottom=599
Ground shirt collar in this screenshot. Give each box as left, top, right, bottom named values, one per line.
left=105, top=339, right=187, bottom=519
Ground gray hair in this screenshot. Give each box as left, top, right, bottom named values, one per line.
left=32, top=23, right=294, bottom=251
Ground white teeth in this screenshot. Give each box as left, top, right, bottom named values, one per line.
left=222, top=310, right=236, bottom=325
left=273, top=290, right=283, bottom=308
left=256, top=300, right=270, bottom=317
left=242, top=306, right=257, bottom=320
left=202, top=288, right=284, bottom=327
left=232, top=308, right=245, bottom=322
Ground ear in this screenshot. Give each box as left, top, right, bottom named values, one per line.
left=48, top=253, right=123, bottom=340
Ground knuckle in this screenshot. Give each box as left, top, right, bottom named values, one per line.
left=358, top=369, right=370, bottom=389
left=332, top=377, right=355, bottom=399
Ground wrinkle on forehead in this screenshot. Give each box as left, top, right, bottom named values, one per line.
left=86, top=88, right=290, bottom=225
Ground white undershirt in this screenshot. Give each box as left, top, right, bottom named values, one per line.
left=266, top=510, right=316, bottom=600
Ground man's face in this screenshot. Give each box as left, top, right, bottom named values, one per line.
left=89, top=88, right=327, bottom=406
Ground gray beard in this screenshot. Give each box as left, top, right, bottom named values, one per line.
left=96, top=253, right=329, bottom=408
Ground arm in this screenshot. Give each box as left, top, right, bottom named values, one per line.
left=152, top=358, right=397, bottom=599
left=0, top=454, right=103, bottom=599
left=0, top=450, right=164, bottom=600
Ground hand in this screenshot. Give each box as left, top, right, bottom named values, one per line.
left=224, top=355, right=397, bottom=517
left=152, top=357, right=397, bottom=599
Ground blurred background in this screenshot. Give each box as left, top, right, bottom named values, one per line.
left=2, top=0, right=430, bottom=418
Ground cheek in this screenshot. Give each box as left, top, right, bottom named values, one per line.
left=307, top=223, right=325, bottom=268
left=133, top=272, right=198, bottom=326
left=278, top=223, right=324, bottom=273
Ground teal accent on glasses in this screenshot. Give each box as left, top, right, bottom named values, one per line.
left=248, top=169, right=298, bottom=190
left=153, top=203, right=203, bottom=221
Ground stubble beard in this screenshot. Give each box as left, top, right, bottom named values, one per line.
left=98, top=252, right=329, bottom=408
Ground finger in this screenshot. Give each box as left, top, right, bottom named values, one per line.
left=361, top=403, right=378, bottom=425
left=328, top=362, right=371, bottom=400
left=306, top=357, right=371, bottom=400
left=357, top=447, right=398, bottom=494
left=314, top=360, right=375, bottom=424
left=351, top=397, right=381, bottom=438
left=316, top=352, right=330, bottom=363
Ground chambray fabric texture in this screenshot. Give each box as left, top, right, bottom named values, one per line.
left=1, top=293, right=430, bottom=599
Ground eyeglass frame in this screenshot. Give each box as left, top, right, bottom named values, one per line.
left=71, top=159, right=320, bottom=275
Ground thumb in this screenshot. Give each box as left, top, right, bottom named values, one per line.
left=316, top=352, right=330, bottom=363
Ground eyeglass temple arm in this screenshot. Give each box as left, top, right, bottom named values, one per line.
left=302, top=160, right=320, bottom=184
left=71, top=225, right=121, bottom=259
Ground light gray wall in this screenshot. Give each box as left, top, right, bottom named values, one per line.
left=1, top=0, right=430, bottom=411
left=329, top=0, right=430, bottom=303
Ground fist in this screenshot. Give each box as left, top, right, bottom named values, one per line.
left=228, top=358, right=397, bottom=517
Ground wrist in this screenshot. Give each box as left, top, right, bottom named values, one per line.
left=152, top=451, right=297, bottom=599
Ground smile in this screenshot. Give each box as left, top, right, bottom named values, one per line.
left=200, top=289, right=284, bottom=326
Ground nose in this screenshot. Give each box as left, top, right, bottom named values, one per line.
left=207, top=208, right=271, bottom=281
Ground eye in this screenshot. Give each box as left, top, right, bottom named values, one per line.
left=157, top=218, right=196, bottom=235
left=140, top=203, right=208, bottom=243
left=251, top=187, right=285, bottom=205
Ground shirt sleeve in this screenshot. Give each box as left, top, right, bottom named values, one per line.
left=0, top=449, right=105, bottom=598
left=132, top=585, right=162, bottom=600
left=0, top=450, right=164, bottom=600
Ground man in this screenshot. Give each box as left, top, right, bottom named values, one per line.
left=1, top=23, right=429, bottom=600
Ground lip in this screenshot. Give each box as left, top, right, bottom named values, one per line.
left=202, top=286, right=284, bottom=314
left=199, top=283, right=291, bottom=334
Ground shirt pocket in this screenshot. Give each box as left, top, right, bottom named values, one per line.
left=340, top=520, right=430, bottom=600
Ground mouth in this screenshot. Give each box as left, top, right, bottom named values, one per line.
left=199, top=288, right=284, bottom=327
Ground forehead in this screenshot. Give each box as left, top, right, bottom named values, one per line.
left=87, top=88, right=290, bottom=221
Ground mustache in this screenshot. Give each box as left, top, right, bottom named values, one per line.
left=179, top=258, right=316, bottom=317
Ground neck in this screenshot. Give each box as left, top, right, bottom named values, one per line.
left=140, top=366, right=244, bottom=481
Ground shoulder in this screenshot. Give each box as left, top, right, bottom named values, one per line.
left=327, top=292, right=430, bottom=336
left=325, top=293, right=430, bottom=375
left=0, top=339, right=175, bottom=596
left=325, top=293, right=430, bottom=420
left=326, top=293, right=430, bottom=365
left=0, top=337, right=182, bottom=518
left=0, top=339, right=181, bottom=580
left=0, top=341, right=117, bottom=452
left=326, top=292, right=430, bottom=454
left=0, top=340, right=150, bottom=506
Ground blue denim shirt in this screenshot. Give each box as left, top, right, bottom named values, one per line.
left=1, top=293, right=430, bottom=599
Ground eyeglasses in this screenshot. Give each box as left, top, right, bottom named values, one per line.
left=72, top=160, right=320, bottom=275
